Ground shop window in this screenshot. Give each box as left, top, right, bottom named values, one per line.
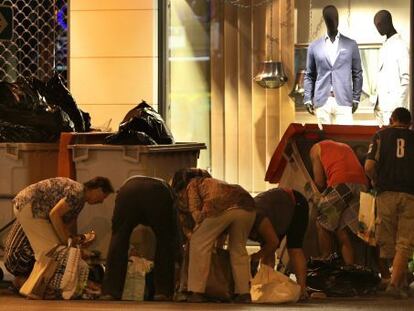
left=294, top=0, right=411, bottom=125
left=167, top=0, right=211, bottom=170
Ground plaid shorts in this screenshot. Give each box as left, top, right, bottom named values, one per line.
left=316, top=183, right=362, bottom=233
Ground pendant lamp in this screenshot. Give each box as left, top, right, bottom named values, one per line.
left=253, top=0, right=287, bottom=89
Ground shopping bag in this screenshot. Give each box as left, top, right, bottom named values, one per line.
left=19, top=247, right=58, bottom=299
left=122, top=256, right=154, bottom=301
left=46, top=239, right=89, bottom=300
left=357, top=191, right=376, bottom=246
left=60, top=243, right=82, bottom=299
left=250, top=264, right=301, bottom=304
left=205, top=248, right=234, bottom=301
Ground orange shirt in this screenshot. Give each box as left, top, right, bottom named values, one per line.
left=319, top=140, right=368, bottom=187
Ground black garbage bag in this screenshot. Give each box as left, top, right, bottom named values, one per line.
left=0, top=120, right=58, bottom=142
left=119, top=100, right=174, bottom=144
left=41, top=74, right=87, bottom=132
left=104, top=129, right=157, bottom=145
left=28, top=75, right=91, bottom=132
left=307, top=254, right=380, bottom=297
left=0, top=78, right=50, bottom=111
left=81, top=109, right=92, bottom=132
left=88, top=264, right=105, bottom=284
left=0, top=78, right=74, bottom=131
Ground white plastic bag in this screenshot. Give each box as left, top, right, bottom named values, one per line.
left=250, top=264, right=301, bottom=304
left=122, top=256, right=153, bottom=301
left=60, top=243, right=81, bottom=299
left=357, top=191, right=376, bottom=246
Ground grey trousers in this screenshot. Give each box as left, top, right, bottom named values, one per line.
left=188, top=208, right=255, bottom=294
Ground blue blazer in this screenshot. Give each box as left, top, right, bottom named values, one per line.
left=304, top=34, right=363, bottom=108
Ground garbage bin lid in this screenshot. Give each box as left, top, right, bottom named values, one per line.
left=265, top=123, right=380, bottom=183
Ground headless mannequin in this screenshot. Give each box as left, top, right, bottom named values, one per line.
left=324, top=6, right=339, bottom=43
left=305, top=6, right=359, bottom=115
left=374, top=10, right=397, bottom=39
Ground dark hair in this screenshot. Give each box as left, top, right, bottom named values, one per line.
left=391, top=107, right=412, bottom=125
left=171, top=168, right=211, bottom=194
left=84, top=176, right=114, bottom=194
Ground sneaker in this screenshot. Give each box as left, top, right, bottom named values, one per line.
left=186, top=292, right=208, bottom=303
left=233, top=293, right=252, bottom=303
left=385, top=284, right=409, bottom=299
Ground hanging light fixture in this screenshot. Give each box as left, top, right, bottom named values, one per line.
left=253, top=0, right=287, bottom=89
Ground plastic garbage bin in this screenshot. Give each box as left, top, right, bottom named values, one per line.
left=265, top=123, right=380, bottom=269
left=68, top=142, right=206, bottom=259
left=0, top=143, right=59, bottom=250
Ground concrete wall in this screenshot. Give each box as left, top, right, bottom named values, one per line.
left=69, top=0, right=158, bottom=130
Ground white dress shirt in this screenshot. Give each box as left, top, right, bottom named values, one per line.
left=325, top=32, right=340, bottom=66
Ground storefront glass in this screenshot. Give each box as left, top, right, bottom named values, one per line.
left=168, top=0, right=211, bottom=170
left=294, top=0, right=411, bottom=125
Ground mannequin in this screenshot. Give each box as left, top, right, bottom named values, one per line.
left=374, top=10, right=397, bottom=39
left=305, top=6, right=339, bottom=114
left=373, top=10, right=409, bottom=126
left=304, top=5, right=363, bottom=125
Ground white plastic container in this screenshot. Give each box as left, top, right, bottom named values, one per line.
left=68, top=143, right=206, bottom=259
left=0, top=143, right=59, bottom=196
left=0, top=143, right=59, bottom=249
left=0, top=197, right=13, bottom=249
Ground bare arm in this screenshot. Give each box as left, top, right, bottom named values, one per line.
left=364, top=159, right=377, bottom=185
left=251, top=217, right=280, bottom=268
left=49, top=198, right=73, bottom=243
left=365, top=135, right=380, bottom=186
left=310, top=144, right=326, bottom=191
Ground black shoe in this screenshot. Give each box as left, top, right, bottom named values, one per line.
left=187, top=292, right=208, bottom=303
left=153, top=294, right=171, bottom=301
left=233, top=293, right=251, bottom=303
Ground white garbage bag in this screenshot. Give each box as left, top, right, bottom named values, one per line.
left=250, top=264, right=301, bottom=304
left=122, top=256, right=153, bottom=301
